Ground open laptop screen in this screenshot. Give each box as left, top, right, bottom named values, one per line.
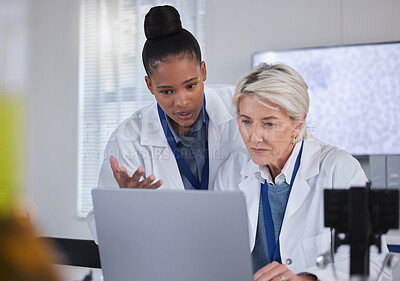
left=92, top=189, right=253, bottom=281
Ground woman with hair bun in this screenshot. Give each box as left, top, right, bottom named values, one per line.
left=87, top=5, right=244, bottom=241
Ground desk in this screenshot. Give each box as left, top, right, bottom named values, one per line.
left=55, top=265, right=103, bottom=281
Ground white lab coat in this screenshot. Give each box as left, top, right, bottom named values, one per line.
left=214, top=136, right=391, bottom=281
left=87, top=86, right=245, bottom=242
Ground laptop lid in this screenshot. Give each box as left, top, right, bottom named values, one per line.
left=92, top=189, right=253, bottom=281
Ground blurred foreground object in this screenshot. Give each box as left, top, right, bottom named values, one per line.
left=0, top=94, right=24, bottom=215
left=1, top=1, right=61, bottom=280
left=0, top=0, right=28, bottom=216
left=0, top=212, right=61, bottom=281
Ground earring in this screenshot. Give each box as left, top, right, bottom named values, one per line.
left=291, top=136, right=296, bottom=145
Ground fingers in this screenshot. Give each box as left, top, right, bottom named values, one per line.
left=136, top=173, right=155, bottom=188
left=130, top=167, right=145, bottom=183
left=109, top=155, right=119, bottom=171
left=254, top=261, right=281, bottom=280
left=134, top=175, right=162, bottom=189
left=109, top=156, right=162, bottom=189
left=254, top=262, right=297, bottom=281
left=110, top=156, right=121, bottom=179
left=147, top=179, right=163, bottom=189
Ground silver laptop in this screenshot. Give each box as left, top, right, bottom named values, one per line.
left=92, top=189, right=253, bottom=281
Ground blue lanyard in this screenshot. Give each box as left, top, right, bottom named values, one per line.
left=156, top=97, right=209, bottom=190
left=261, top=141, right=304, bottom=263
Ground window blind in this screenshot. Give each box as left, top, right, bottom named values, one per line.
left=78, top=0, right=206, bottom=217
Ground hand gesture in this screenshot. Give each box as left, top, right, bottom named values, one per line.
left=109, top=156, right=163, bottom=189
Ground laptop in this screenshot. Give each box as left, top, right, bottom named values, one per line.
left=92, top=189, right=254, bottom=281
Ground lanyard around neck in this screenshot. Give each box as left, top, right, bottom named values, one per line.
left=157, top=97, right=209, bottom=190
left=261, top=140, right=304, bottom=263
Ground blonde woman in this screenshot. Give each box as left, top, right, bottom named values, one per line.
left=214, top=63, right=391, bottom=281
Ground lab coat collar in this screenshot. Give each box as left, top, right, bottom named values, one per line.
left=239, top=136, right=321, bottom=219
left=238, top=136, right=322, bottom=251
left=296, top=135, right=321, bottom=180
left=259, top=142, right=302, bottom=186
left=204, top=86, right=234, bottom=127
left=284, top=136, right=321, bottom=218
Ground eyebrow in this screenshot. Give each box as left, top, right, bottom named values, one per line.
left=183, top=77, right=199, bottom=84
left=156, top=77, right=199, bottom=89
left=239, top=113, right=279, bottom=120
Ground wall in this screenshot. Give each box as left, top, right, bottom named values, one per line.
left=26, top=0, right=84, bottom=238
left=205, top=0, right=400, bottom=85
left=24, top=0, right=400, bottom=239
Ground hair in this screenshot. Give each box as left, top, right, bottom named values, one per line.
left=142, top=5, right=202, bottom=76
left=233, top=63, right=310, bottom=143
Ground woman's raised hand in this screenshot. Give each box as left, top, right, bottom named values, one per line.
left=109, top=156, right=163, bottom=189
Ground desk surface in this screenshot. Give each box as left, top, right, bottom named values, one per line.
left=55, top=264, right=103, bottom=281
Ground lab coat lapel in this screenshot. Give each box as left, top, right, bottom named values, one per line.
left=156, top=146, right=185, bottom=190
left=238, top=161, right=261, bottom=251
left=285, top=137, right=321, bottom=218
left=139, top=103, right=184, bottom=190
left=285, top=178, right=311, bottom=218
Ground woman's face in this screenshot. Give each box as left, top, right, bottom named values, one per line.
left=238, top=96, right=302, bottom=168
left=145, top=55, right=206, bottom=136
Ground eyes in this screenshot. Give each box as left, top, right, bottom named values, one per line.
left=240, top=119, right=275, bottom=127
left=160, top=90, right=173, bottom=95
left=159, top=83, right=197, bottom=95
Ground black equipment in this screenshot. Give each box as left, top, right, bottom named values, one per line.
left=324, top=184, right=399, bottom=278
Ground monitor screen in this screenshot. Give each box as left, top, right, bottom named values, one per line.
left=252, top=42, right=400, bottom=156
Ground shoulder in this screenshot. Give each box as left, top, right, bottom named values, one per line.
left=317, top=139, right=361, bottom=168
left=307, top=137, right=367, bottom=187
left=205, top=84, right=235, bottom=103
left=214, top=148, right=251, bottom=190
left=223, top=148, right=251, bottom=169
left=205, top=85, right=235, bottom=97
left=204, top=85, right=241, bottom=136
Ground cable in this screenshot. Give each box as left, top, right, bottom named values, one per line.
left=376, top=253, right=399, bottom=281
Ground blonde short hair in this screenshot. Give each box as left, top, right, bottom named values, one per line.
left=233, top=63, right=309, bottom=143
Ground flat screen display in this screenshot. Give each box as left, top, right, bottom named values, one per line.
left=252, top=42, right=400, bottom=155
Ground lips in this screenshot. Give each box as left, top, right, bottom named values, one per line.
left=250, top=148, right=270, bottom=153
left=175, top=111, right=194, bottom=121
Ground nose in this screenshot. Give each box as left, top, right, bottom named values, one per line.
left=175, top=90, right=190, bottom=107
left=250, top=123, right=263, bottom=144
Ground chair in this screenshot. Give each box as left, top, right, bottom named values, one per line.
left=37, top=237, right=101, bottom=268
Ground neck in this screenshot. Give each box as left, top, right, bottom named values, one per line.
left=267, top=145, right=295, bottom=180
left=170, top=118, right=192, bottom=136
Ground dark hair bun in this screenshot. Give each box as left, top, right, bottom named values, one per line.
left=144, top=5, right=182, bottom=39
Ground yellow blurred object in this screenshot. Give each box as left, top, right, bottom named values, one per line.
left=0, top=211, right=62, bottom=281
left=0, top=93, right=25, bottom=216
